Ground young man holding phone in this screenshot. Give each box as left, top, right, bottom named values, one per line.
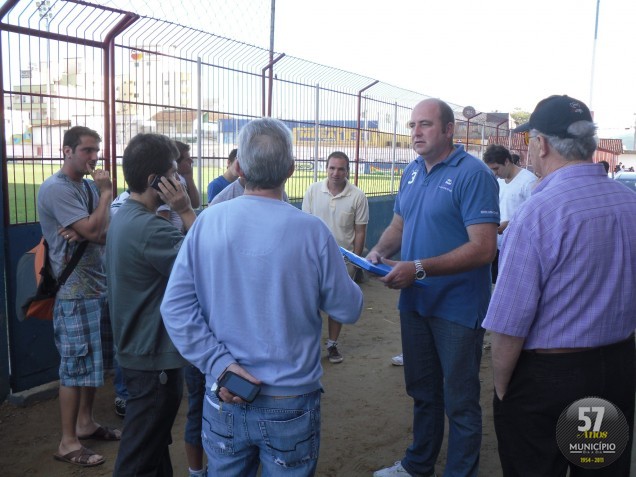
left=156, top=140, right=201, bottom=232
left=106, top=133, right=196, bottom=476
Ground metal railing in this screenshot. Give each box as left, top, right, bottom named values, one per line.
left=1, top=0, right=518, bottom=224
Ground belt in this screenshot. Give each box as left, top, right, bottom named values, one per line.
left=526, top=333, right=635, bottom=355
left=528, top=347, right=595, bottom=354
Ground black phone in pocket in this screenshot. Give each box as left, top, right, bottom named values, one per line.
left=150, top=175, right=164, bottom=191
left=216, top=371, right=261, bottom=402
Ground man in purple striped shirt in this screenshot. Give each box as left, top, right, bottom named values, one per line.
left=483, top=95, right=636, bottom=477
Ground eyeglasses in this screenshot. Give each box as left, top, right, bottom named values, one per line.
left=523, top=131, right=539, bottom=146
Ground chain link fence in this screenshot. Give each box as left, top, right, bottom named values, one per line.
left=2, top=0, right=521, bottom=224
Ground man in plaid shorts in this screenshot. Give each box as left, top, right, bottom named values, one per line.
left=38, top=126, right=121, bottom=468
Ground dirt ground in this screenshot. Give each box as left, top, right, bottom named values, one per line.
left=0, top=278, right=502, bottom=477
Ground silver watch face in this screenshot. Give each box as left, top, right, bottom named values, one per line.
left=414, top=260, right=425, bottom=279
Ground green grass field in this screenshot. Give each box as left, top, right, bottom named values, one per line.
left=5, top=163, right=400, bottom=224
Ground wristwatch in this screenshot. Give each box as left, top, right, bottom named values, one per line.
left=414, top=260, right=426, bottom=280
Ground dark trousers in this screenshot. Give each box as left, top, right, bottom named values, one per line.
left=493, top=336, right=634, bottom=477
left=113, top=367, right=184, bottom=477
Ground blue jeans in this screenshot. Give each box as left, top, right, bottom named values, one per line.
left=114, top=361, right=129, bottom=400
left=400, top=312, right=484, bottom=477
left=202, top=388, right=321, bottom=477
left=185, top=365, right=206, bottom=446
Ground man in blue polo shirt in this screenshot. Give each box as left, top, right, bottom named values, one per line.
left=369, top=98, right=499, bottom=477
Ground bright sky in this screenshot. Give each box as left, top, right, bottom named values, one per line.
left=96, top=0, right=636, bottom=141
left=272, top=0, right=636, bottom=140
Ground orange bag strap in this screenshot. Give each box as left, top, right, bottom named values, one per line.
left=31, top=237, right=47, bottom=287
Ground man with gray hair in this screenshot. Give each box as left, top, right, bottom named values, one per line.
left=161, top=117, right=363, bottom=476
left=483, top=95, right=636, bottom=476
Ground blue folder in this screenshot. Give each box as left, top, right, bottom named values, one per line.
left=340, top=247, right=426, bottom=289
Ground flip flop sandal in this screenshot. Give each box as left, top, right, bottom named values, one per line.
left=78, top=425, right=121, bottom=441
left=53, top=446, right=105, bottom=467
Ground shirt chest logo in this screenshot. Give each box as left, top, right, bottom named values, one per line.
left=439, top=178, right=453, bottom=193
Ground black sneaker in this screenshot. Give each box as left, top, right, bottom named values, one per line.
left=114, top=397, right=126, bottom=417
left=327, top=345, right=343, bottom=364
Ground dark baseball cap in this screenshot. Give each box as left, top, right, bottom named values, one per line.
left=514, top=95, right=593, bottom=138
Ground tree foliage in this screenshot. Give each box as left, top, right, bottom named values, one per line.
left=510, top=108, right=530, bottom=127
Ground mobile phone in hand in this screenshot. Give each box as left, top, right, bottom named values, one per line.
left=216, top=371, right=261, bottom=402
left=150, top=175, right=164, bottom=191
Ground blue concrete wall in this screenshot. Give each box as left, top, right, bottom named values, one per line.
left=6, top=224, right=59, bottom=394
left=366, top=195, right=396, bottom=252
left=291, top=194, right=395, bottom=252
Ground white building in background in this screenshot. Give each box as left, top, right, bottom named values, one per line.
left=114, top=47, right=199, bottom=146
left=6, top=46, right=197, bottom=155
left=617, top=152, right=636, bottom=170
left=6, top=57, right=104, bottom=157
left=4, top=108, right=30, bottom=141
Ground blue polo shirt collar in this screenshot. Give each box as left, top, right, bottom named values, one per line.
left=415, top=144, right=466, bottom=172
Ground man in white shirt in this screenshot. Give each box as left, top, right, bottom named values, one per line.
left=302, top=151, right=369, bottom=363
left=483, top=145, right=537, bottom=283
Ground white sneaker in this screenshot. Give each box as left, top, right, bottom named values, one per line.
left=373, top=461, right=409, bottom=476
left=374, top=461, right=437, bottom=477
left=391, top=353, right=404, bottom=366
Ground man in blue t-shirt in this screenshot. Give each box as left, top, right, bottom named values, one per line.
left=369, top=98, right=499, bottom=477
left=206, top=148, right=238, bottom=203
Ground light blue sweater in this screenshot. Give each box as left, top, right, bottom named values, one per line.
left=161, top=195, right=363, bottom=396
